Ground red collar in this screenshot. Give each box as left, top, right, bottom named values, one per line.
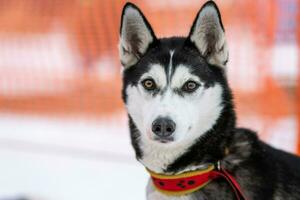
left=147, top=162, right=247, bottom=199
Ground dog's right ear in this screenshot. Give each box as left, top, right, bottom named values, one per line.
left=188, top=1, right=228, bottom=68
left=119, top=3, right=156, bottom=68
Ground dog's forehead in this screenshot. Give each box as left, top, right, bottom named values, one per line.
left=141, top=41, right=208, bottom=83
left=123, top=37, right=218, bottom=88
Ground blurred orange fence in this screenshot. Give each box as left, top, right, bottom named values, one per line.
left=297, top=0, right=300, bottom=155
left=0, top=0, right=299, bottom=153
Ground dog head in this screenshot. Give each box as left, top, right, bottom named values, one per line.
left=119, top=1, right=231, bottom=168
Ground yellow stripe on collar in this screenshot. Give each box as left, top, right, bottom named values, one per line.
left=147, top=165, right=215, bottom=179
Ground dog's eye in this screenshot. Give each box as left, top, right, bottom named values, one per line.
left=182, top=81, right=199, bottom=93
left=142, top=79, right=156, bottom=90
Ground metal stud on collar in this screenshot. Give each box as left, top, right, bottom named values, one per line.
left=216, top=160, right=221, bottom=171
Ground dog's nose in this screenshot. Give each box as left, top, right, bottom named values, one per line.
left=152, top=117, right=176, bottom=137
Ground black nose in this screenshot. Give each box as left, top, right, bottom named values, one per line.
left=152, top=117, right=176, bottom=137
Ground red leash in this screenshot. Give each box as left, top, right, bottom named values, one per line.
left=211, top=162, right=247, bottom=200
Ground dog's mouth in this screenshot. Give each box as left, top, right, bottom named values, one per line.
left=153, top=136, right=174, bottom=143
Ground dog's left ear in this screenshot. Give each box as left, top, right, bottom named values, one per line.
left=119, top=3, right=156, bottom=68
left=188, top=1, right=228, bottom=68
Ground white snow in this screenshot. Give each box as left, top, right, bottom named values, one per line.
left=0, top=113, right=148, bottom=200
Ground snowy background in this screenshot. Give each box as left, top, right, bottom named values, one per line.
left=0, top=113, right=148, bottom=200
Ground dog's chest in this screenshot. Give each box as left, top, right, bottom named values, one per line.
left=147, top=192, right=194, bottom=200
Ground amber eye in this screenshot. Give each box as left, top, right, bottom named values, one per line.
left=142, top=79, right=156, bottom=90
left=182, top=81, right=199, bottom=93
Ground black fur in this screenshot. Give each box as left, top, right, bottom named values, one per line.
left=120, top=1, right=300, bottom=199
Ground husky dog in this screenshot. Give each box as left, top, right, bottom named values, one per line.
left=119, top=1, right=300, bottom=199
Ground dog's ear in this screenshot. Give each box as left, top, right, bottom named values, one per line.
left=119, top=3, right=156, bottom=68
left=188, top=1, right=228, bottom=68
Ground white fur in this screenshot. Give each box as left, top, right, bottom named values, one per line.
left=190, top=5, right=228, bottom=68
left=125, top=64, right=224, bottom=173
left=119, top=6, right=154, bottom=67
left=168, top=51, right=175, bottom=81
